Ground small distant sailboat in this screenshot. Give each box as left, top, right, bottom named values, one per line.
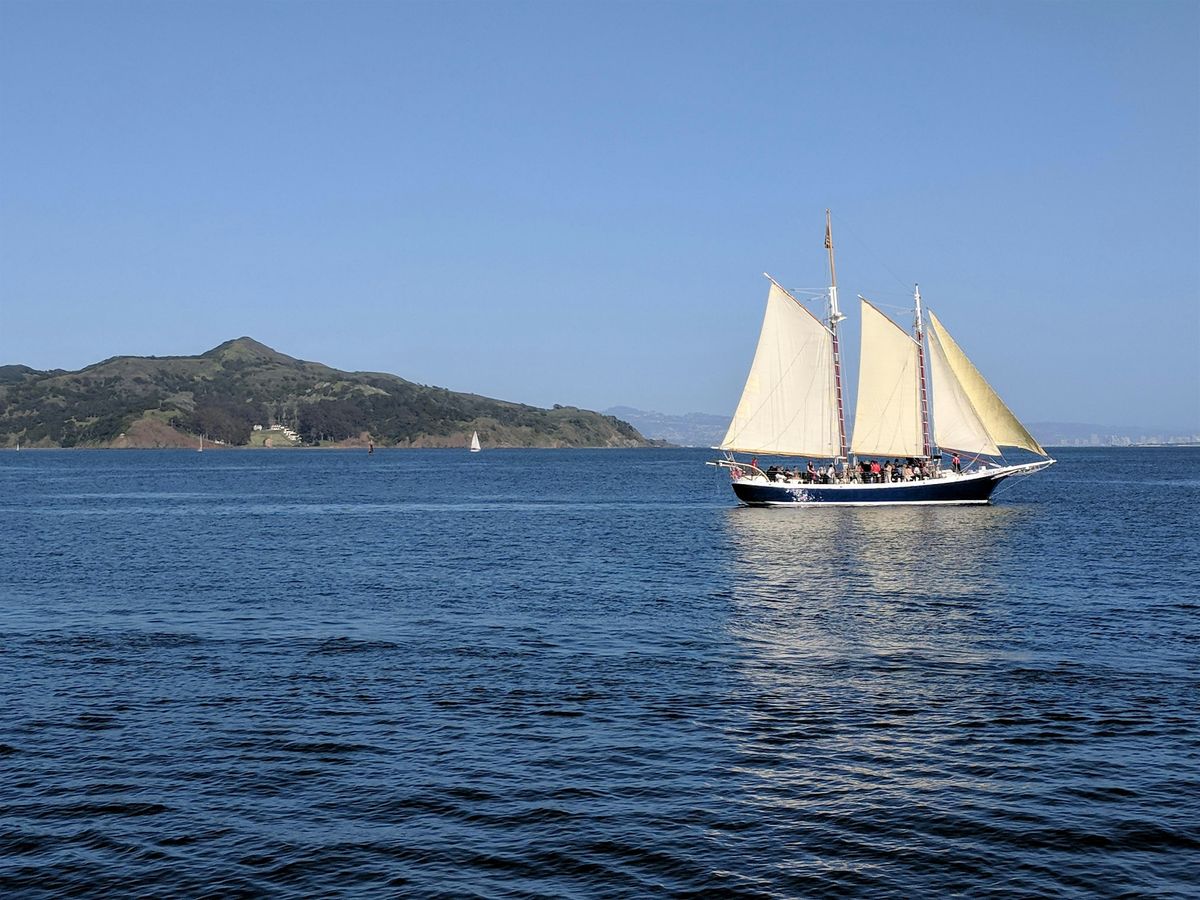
left=198, top=435, right=204, bottom=453
left=469, top=431, right=482, bottom=453
left=712, top=211, right=1054, bottom=506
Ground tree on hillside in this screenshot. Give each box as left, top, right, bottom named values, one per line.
left=173, top=399, right=263, bottom=445
left=297, top=399, right=361, bottom=443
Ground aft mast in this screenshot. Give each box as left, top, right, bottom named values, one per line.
left=825, top=210, right=849, bottom=464
left=913, top=284, right=932, bottom=458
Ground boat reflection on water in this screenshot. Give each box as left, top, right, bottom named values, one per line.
left=713, top=504, right=1070, bottom=892
left=721, top=502, right=1034, bottom=670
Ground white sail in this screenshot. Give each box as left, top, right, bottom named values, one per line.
left=470, top=431, right=481, bottom=452
left=927, top=312, right=1046, bottom=456
left=719, top=282, right=839, bottom=458
left=926, top=323, right=1000, bottom=456
left=850, top=299, right=924, bottom=458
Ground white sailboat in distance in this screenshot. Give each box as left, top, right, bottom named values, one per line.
left=469, top=431, right=481, bottom=453
left=711, top=211, right=1054, bottom=506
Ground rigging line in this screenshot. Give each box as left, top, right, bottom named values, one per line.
left=834, top=213, right=914, bottom=295
left=783, top=289, right=831, bottom=316
left=991, top=468, right=1039, bottom=498
left=858, top=296, right=917, bottom=314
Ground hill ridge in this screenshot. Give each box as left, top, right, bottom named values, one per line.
left=0, top=339, right=649, bottom=449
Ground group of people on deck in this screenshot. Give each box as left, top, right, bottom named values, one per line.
left=855, top=458, right=935, bottom=483
left=759, top=460, right=840, bottom=484
left=753, top=453, right=964, bottom=485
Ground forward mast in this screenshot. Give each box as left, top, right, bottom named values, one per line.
left=825, top=210, right=849, bottom=464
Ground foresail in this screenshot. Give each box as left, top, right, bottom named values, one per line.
left=850, top=299, right=924, bottom=458
left=927, top=312, right=1046, bottom=456
left=720, top=283, right=840, bottom=457
left=926, top=325, right=1001, bottom=456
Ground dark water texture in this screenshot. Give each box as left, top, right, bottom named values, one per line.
left=1, top=447, right=1197, bottom=897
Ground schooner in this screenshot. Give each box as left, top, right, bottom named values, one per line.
left=713, top=212, right=1054, bottom=506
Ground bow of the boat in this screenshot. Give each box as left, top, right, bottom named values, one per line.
left=986, top=457, right=1057, bottom=481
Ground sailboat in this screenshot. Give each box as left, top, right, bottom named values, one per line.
left=469, top=431, right=481, bottom=453
left=713, top=212, right=1054, bottom=506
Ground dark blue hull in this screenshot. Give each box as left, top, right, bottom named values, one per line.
left=732, top=473, right=1002, bottom=506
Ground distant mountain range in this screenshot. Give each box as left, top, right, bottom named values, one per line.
left=604, top=407, right=728, bottom=448
left=606, top=407, right=1200, bottom=449
left=1, top=338, right=650, bottom=449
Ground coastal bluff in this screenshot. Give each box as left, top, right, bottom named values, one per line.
left=0, top=337, right=650, bottom=449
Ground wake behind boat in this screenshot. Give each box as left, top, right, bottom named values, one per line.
left=711, top=212, right=1054, bottom=506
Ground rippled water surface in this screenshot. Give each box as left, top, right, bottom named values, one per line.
left=2, top=447, right=1197, bottom=896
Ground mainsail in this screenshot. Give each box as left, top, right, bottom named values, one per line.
left=927, top=312, right=1046, bottom=456
left=850, top=299, right=924, bottom=458
left=719, top=282, right=840, bottom=457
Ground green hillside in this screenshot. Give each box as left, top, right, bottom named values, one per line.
left=0, top=338, right=649, bottom=449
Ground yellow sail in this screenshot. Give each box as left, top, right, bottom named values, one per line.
left=926, top=323, right=1001, bottom=456
left=720, top=282, right=840, bottom=457
left=850, top=299, right=924, bottom=458
left=927, top=311, right=1046, bottom=456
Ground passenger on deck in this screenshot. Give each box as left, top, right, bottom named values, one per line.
left=869, top=460, right=881, bottom=483
left=952, top=453, right=961, bottom=474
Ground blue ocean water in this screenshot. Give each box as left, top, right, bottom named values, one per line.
left=1, top=447, right=1197, bottom=897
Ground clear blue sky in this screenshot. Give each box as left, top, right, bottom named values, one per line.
left=2, top=0, right=1197, bottom=429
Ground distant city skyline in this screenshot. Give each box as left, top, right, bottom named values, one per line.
left=606, top=406, right=1200, bottom=448
left=2, top=1, right=1197, bottom=429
